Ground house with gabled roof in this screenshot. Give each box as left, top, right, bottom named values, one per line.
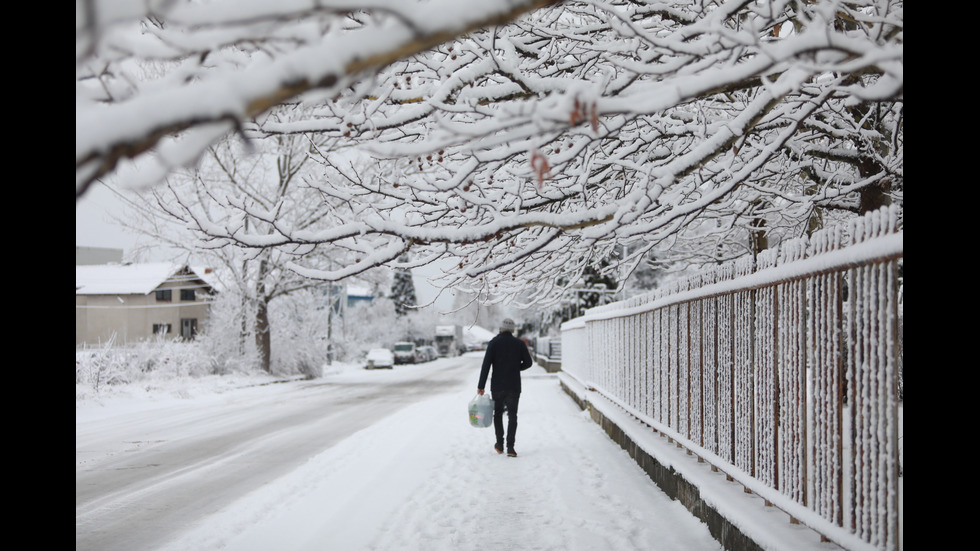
left=75, top=262, right=217, bottom=347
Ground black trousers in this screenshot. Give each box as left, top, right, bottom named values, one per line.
left=491, top=390, right=521, bottom=448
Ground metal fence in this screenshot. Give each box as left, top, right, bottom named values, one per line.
left=561, top=206, right=902, bottom=551
left=535, top=336, right=562, bottom=360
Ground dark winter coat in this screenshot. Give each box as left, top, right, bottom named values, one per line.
left=478, top=331, right=533, bottom=392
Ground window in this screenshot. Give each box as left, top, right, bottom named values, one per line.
left=180, top=289, right=196, bottom=301
left=153, top=323, right=172, bottom=335
left=155, top=289, right=172, bottom=301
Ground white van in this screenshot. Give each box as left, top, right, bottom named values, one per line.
left=392, top=342, right=418, bottom=364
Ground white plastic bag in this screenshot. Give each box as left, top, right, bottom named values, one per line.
left=468, top=393, right=494, bottom=428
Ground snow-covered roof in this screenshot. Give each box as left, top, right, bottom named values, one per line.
left=75, top=263, right=207, bottom=295
left=464, top=325, right=495, bottom=344
left=190, top=266, right=222, bottom=293
left=346, top=285, right=372, bottom=298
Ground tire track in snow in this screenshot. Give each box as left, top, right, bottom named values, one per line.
left=150, top=365, right=720, bottom=551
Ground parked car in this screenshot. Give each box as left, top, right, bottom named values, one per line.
left=365, top=348, right=394, bottom=369
left=466, top=342, right=488, bottom=352
left=393, top=342, right=418, bottom=364
left=417, top=345, right=438, bottom=362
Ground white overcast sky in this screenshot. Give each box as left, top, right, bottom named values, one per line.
left=76, top=183, right=137, bottom=251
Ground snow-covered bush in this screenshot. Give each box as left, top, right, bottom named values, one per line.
left=193, top=289, right=264, bottom=374
left=268, top=290, right=333, bottom=378
left=75, top=333, right=132, bottom=390
left=75, top=282, right=448, bottom=388
left=75, top=336, right=232, bottom=393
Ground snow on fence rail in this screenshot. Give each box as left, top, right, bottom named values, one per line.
left=561, top=206, right=902, bottom=551
left=535, top=336, right=562, bottom=360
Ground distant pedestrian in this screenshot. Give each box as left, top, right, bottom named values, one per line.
left=477, top=318, right=533, bottom=457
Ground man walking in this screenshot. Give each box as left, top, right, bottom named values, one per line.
left=477, top=318, right=533, bottom=457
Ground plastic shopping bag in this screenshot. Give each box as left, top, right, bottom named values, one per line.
left=468, top=393, right=494, bottom=428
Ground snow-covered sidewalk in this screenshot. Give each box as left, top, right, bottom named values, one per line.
left=130, top=366, right=724, bottom=551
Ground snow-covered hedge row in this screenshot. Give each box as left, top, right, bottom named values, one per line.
left=75, top=335, right=250, bottom=391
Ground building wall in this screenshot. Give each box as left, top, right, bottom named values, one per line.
left=76, top=279, right=212, bottom=347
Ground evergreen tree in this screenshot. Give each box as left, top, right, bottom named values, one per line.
left=576, top=264, right=617, bottom=314
left=390, top=263, right=417, bottom=317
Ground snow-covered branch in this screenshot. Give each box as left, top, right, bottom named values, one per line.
left=81, top=0, right=902, bottom=307
left=76, top=0, right=562, bottom=199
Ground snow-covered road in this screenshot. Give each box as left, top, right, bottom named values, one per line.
left=76, top=356, right=723, bottom=551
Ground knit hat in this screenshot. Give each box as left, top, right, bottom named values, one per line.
left=500, top=318, right=516, bottom=332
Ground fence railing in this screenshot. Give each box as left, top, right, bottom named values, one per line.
left=535, top=336, right=562, bottom=360
left=561, top=206, right=902, bottom=551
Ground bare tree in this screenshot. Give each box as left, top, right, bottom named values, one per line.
left=120, top=129, right=387, bottom=372
left=75, top=0, right=561, bottom=200
left=243, top=1, right=903, bottom=304
left=80, top=0, right=902, bottom=308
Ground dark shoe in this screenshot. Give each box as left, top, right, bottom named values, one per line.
left=507, top=448, right=517, bottom=457
left=494, top=443, right=504, bottom=454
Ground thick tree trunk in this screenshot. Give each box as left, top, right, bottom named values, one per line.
left=255, top=259, right=272, bottom=373
left=749, top=199, right=769, bottom=259
left=255, top=297, right=272, bottom=373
